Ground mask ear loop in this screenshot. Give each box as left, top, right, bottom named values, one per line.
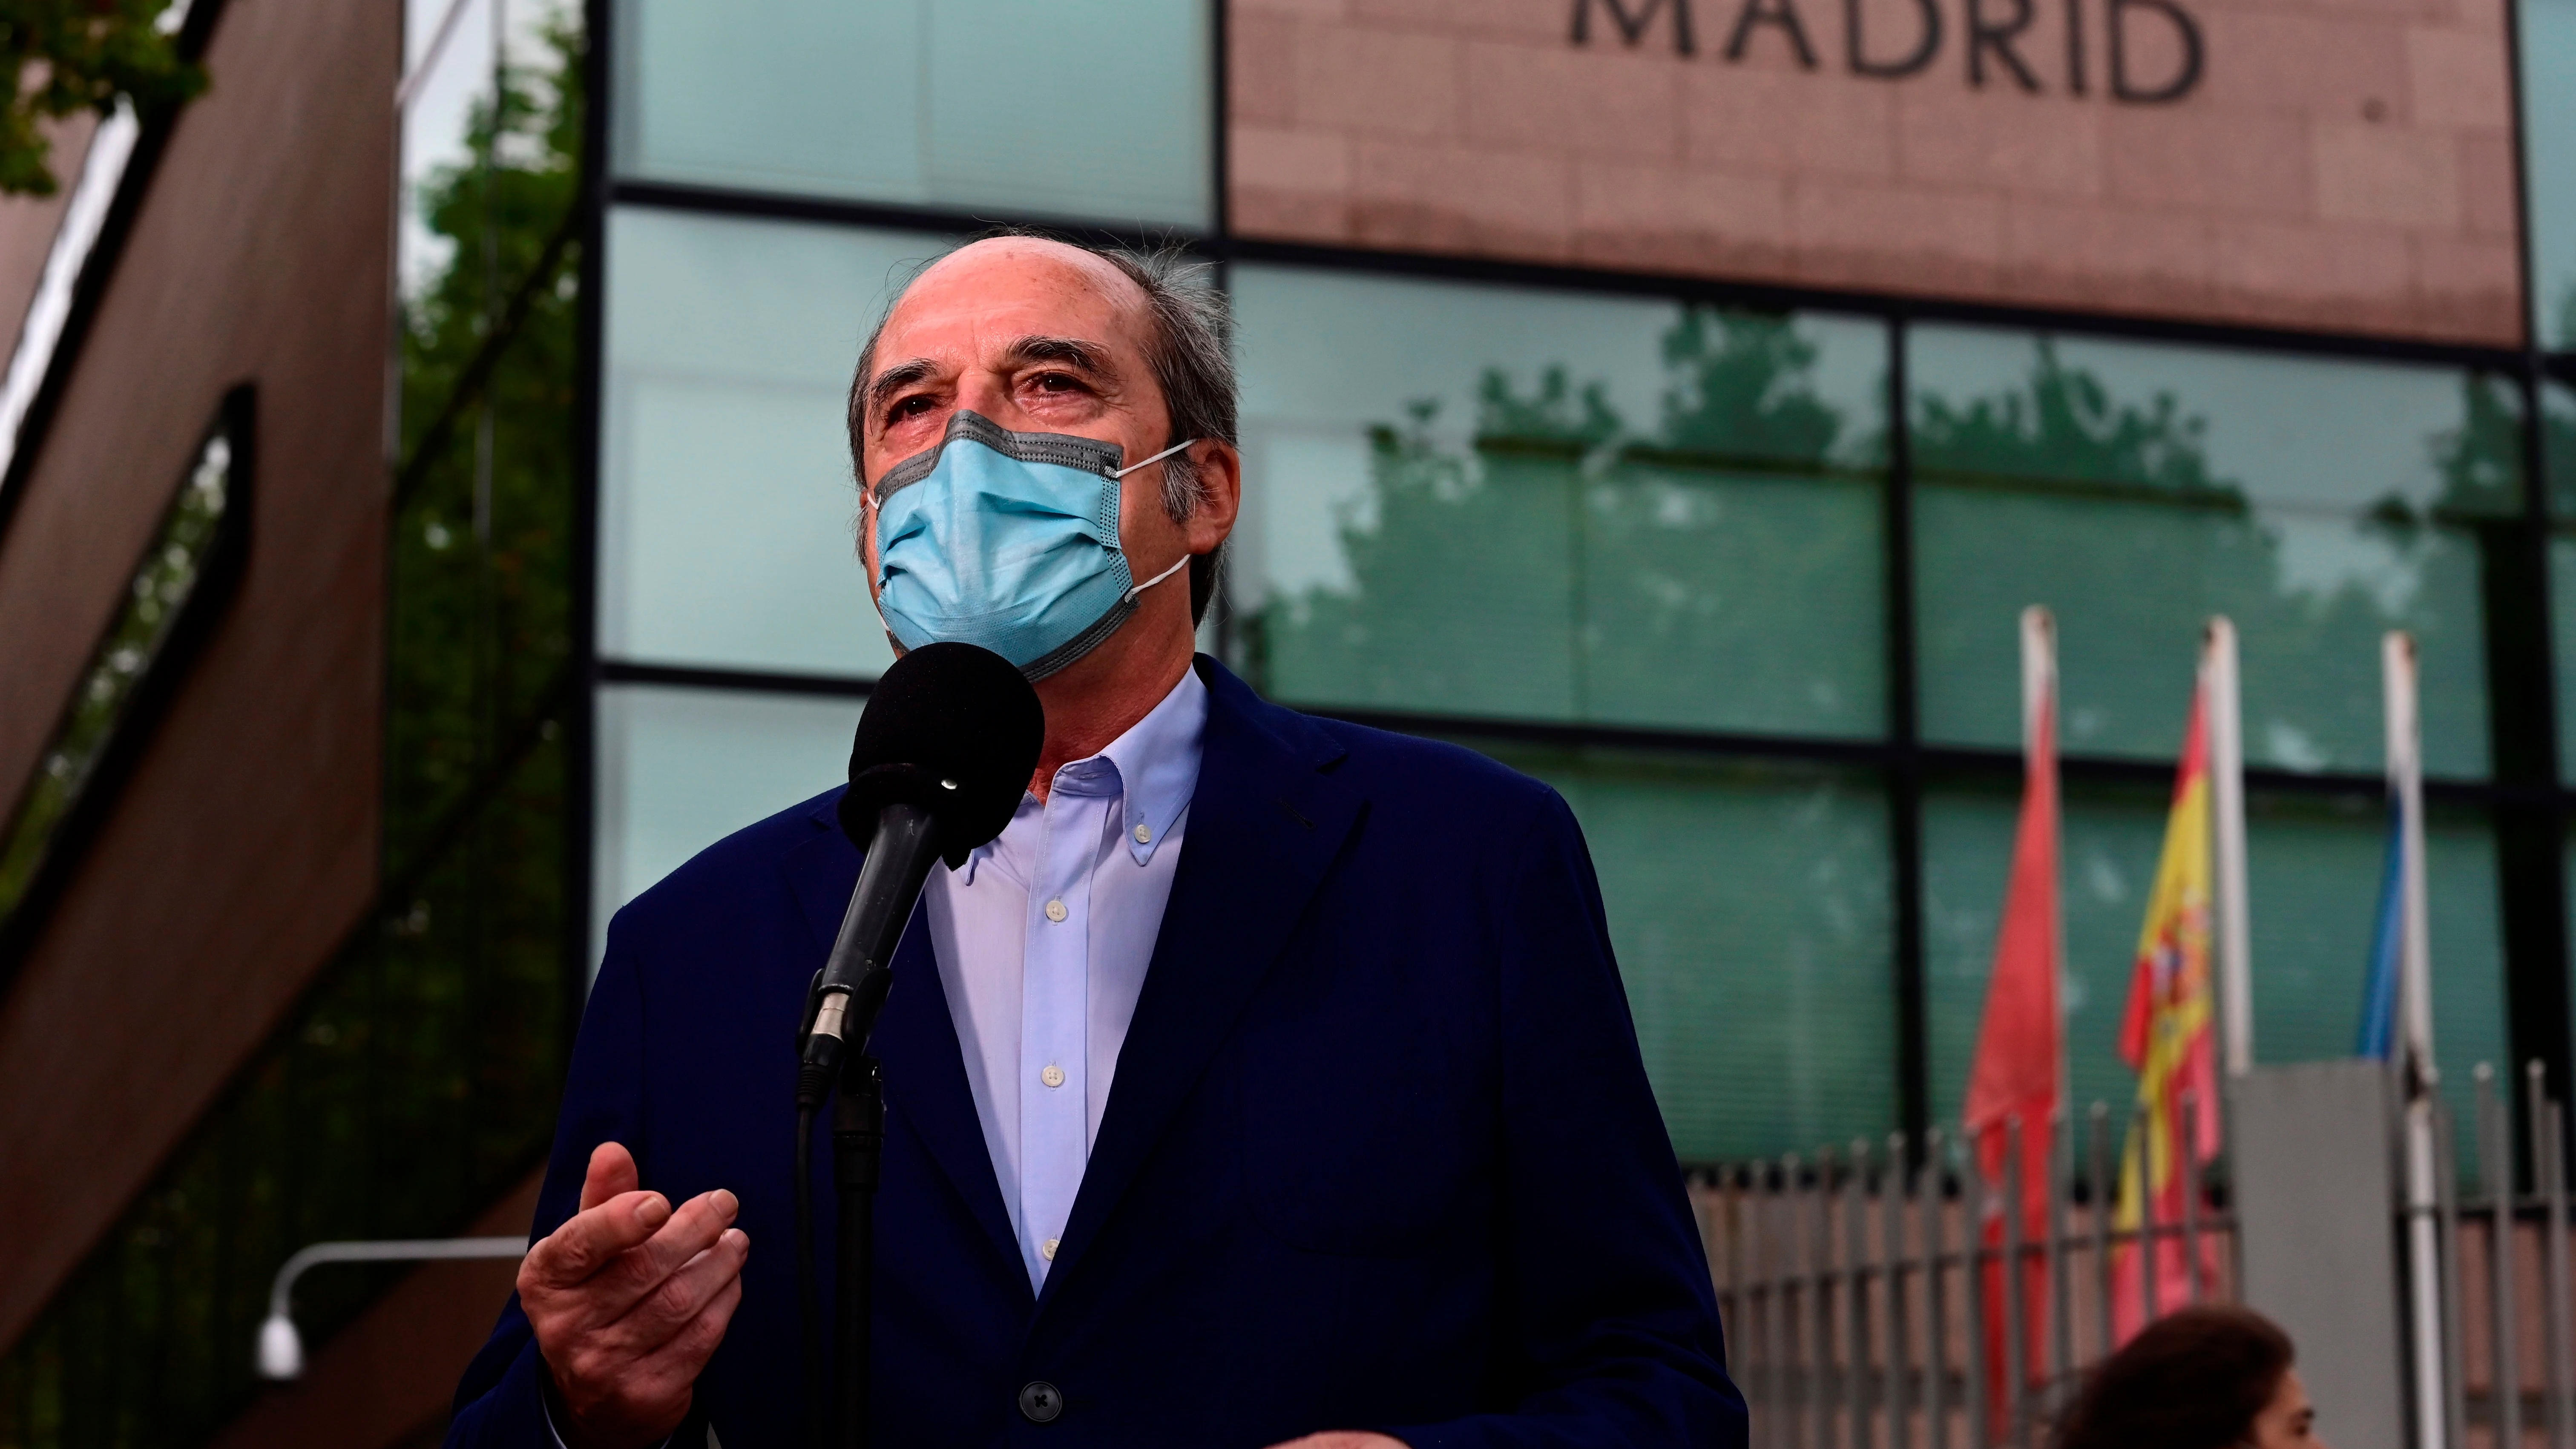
left=1111, top=438, right=1198, bottom=478
left=1110, top=439, right=1202, bottom=604
left=1121, top=552, right=1192, bottom=604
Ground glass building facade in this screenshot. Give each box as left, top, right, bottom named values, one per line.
left=584, top=0, right=2576, bottom=1175
left=9, top=0, right=2576, bottom=1440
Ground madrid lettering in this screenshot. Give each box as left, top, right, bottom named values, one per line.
left=1572, top=0, right=2202, bottom=102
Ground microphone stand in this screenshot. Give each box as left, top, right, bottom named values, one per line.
left=797, top=799, right=934, bottom=1449
left=833, top=1056, right=885, bottom=1449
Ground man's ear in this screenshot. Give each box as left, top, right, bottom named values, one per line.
left=1183, top=439, right=1242, bottom=554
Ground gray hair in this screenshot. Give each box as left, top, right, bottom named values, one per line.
left=846, top=231, right=1236, bottom=624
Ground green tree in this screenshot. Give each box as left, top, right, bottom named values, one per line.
left=0, top=0, right=202, bottom=195
left=388, top=13, right=584, bottom=864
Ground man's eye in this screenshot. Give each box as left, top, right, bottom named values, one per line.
left=1033, top=372, right=1080, bottom=393
left=887, top=395, right=934, bottom=421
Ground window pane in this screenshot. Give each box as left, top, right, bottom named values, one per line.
left=2527, top=0, right=2576, bottom=348
left=1925, top=783, right=2505, bottom=1178
left=601, top=207, right=936, bottom=678
left=1474, top=746, right=1894, bottom=1162
left=1912, top=326, right=2512, bottom=778
left=2550, top=384, right=2576, bottom=778
left=592, top=683, right=854, bottom=967
left=610, top=0, right=1210, bottom=229
left=1232, top=264, right=1889, bottom=739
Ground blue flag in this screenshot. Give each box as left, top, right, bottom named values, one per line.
left=2355, top=807, right=2404, bottom=1060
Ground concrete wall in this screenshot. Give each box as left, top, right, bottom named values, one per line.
left=1231, top=0, right=2523, bottom=344
left=0, top=0, right=396, bottom=1351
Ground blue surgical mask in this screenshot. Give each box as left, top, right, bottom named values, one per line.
left=870, top=410, right=1195, bottom=680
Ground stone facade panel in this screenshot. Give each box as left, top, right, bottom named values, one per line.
left=1294, top=21, right=1464, bottom=138
left=1350, top=138, right=1578, bottom=257
left=1575, top=159, right=1794, bottom=272
left=2404, top=24, right=2511, bottom=128
left=2100, top=106, right=2314, bottom=216
left=1683, top=66, right=1896, bottom=178
left=2455, top=126, right=2519, bottom=239
left=1229, top=0, right=2526, bottom=345
left=2312, top=120, right=2460, bottom=227
left=1233, top=12, right=1302, bottom=124
left=1463, top=38, right=1682, bottom=155
left=1895, top=89, right=2102, bottom=197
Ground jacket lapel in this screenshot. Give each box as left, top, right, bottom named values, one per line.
left=1038, top=661, right=1363, bottom=1305
left=777, top=801, right=1024, bottom=1278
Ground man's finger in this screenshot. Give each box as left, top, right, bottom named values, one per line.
left=632, top=1273, right=744, bottom=1383
left=619, top=1190, right=741, bottom=1294
left=569, top=1189, right=739, bottom=1324
left=600, top=1227, right=749, bottom=1356
left=579, top=1141, right=639, bottom=1213
left=527, top=1190, right=670, bottom=1288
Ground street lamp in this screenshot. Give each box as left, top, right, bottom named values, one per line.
left=256, top=1236, right=529, bottom=1380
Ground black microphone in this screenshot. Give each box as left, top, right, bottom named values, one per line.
left=794, top=641, right=1041, bottom=1449
left=795, top=641, right=1044, bottom=1108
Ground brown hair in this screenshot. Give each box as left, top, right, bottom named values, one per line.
left=2053, top=1305, right=2295, bottom=1449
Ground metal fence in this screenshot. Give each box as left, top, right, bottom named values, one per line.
left=1688, top=1065, right=2576, bottom=1449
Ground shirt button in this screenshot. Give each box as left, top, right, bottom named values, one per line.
left=1041, top=1064, right=1066, bottom=1088
left=1133, top=823, right=1152, bottom=844
left=1044, top=898, right=1067, bottom=923
left=1041, top=1236, right=1060, bottom=1260
left=1018, top=1380, right=1063, bottom=1423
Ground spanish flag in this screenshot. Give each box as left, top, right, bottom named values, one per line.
left=2111, top=683, right=2225, bottom=1341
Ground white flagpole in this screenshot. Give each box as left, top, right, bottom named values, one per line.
left=2023, top=607, right=2064, bottom=1127
left=2205, top=618, right=2253, bottom=1078
left=2388, top=631, right=2445, bottom=1449
left=2022, top=605, right=2064, bottom=1375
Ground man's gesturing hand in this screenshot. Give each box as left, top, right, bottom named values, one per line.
left=520, top=1142, right=749, bottom=1449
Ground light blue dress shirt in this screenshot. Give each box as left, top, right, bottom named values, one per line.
left=919, top=666, right=1206, bottom=1288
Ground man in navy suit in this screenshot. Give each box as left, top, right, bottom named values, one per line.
left=446, top=234, right=1745, bottom=1448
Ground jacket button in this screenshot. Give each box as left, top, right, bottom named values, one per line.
left=1018, top=1380, right=1063, bottom=1423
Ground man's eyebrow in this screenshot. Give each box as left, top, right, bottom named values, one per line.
left=1000, top=334, right=1118, bottom=381
left=865, top=358, right=939, bottom=412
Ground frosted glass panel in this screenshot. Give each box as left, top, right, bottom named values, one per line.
left=2527, top=0, right=2576, bottom=347
left=612, top=0, right=1210, bottom=229
left=591, top=683, right=857, bottom=967
left=1480, top=746, right=1895, bottom=1162
left=1232, top=264, right=1890, bottom=740
left=601, top=208, right=949, bottom=678
left=1912, top=325, right=2513, bottom=779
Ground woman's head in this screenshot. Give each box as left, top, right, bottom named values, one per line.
left=2054, top=1305, right=2322, bottom=1449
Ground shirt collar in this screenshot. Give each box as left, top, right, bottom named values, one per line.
left=958, top=665, right=1208, bottom=883
left=1092, top=664, right=1207, bottom=866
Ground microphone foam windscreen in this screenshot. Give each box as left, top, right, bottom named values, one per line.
left=840, top=642, right=1046, bottom=868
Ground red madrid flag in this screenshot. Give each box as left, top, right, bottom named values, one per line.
left=1963, top=610, right=2062, bottom=1413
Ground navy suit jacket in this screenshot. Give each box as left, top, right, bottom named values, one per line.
left=448, top=658, right=1745, bottom=1447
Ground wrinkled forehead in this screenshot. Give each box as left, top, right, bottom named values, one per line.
left=876, top=239, right=1152, bottom=360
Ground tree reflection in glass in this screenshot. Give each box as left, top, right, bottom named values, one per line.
left=1910, top=327, right=2517, bottom=779
left=1240, top=302, right=1889, bottom=742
